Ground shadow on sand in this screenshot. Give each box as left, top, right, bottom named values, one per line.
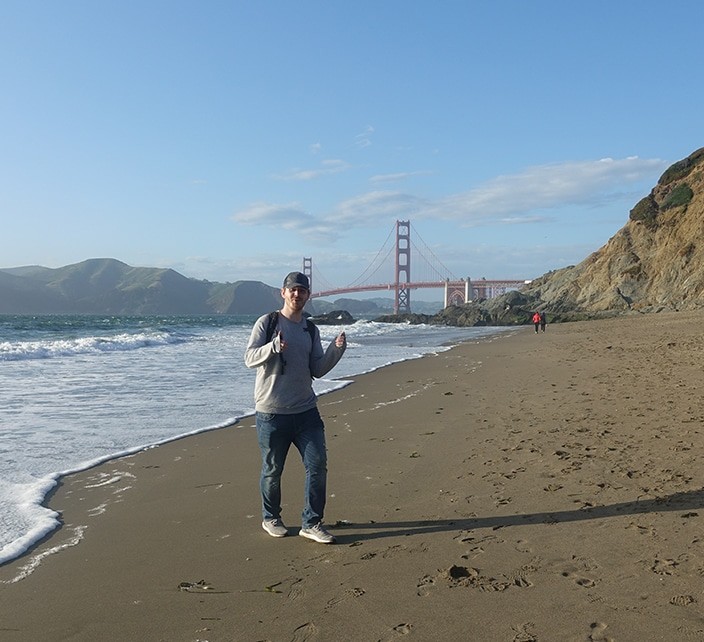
left=331, top=488, right=704, bottom=544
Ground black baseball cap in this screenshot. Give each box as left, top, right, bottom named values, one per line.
left=282, top=271, right=310, bottom=290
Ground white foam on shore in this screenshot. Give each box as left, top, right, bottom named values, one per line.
left=1, top=526, right=87, bottom=584
left=0, top=416, right=240, bottom=567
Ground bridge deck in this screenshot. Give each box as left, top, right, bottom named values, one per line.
left=311, top=279, right=527, bottom=299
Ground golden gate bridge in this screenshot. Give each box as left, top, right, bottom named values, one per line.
left=301, top=220, right=529, bottom=314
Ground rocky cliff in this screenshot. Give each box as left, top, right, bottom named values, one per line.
left=483, top=147, right=704, bottom=324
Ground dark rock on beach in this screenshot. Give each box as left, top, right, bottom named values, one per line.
left=308, top=310, right=356, bottom=325
left=373, top=313, right=432, bottom=325
left=374, top=304, right=494, bottom=328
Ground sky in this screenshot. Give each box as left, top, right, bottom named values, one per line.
left=2, top=1, right=703, bottom=298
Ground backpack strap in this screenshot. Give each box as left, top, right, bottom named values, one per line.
left=264, top=311, right=279, bottom=343
left=304, top=318, right=317, bottom=343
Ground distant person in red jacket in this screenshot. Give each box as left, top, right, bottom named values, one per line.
left=532, top=311, right=541, bottom=333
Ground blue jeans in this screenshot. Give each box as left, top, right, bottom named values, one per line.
left=256, top=407, right=327, bottom=528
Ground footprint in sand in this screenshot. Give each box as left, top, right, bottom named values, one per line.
left=670, top=594, right=696, bottom=606
left=287, top=578, right=305, bottom=601
left=651, top=558, right=679, bottom=575
left=625, top=521, right=657, bottom=536
left=561, top=571, right=597, bottom=588
left=509, top=574, right=534, bottom=588
left=291, top=622, right=318, bottom=642
left=586, top=621, right=614, bottom=642
left=515, top=539, right=533, bottom=553
left=416, top=574, right=435, bottom=597
left=376, top=622, right=414, bottom=641
left=460, top=545, right=484, bottom=559
left=511, top=622, right=537, bottom=642
left=325, top=587, right=365, bottom=608
left=504, top=560, right=540, bottom=589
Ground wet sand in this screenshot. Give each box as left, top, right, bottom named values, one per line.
left=1, top=311, right=704, bottom=641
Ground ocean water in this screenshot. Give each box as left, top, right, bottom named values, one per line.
left=0, top=314, right=511, bottom=566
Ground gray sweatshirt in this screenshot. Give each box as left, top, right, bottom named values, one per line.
left=244, top=313, right=346, bottom=414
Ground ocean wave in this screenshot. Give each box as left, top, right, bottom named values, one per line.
left=0, top=331, right=191, bottom=361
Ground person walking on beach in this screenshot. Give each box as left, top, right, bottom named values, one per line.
left=540, top=311, right=547, bottom=333
left=244, top=271, right=347, bottom=544
left=532, top=311, right=541, bottom=333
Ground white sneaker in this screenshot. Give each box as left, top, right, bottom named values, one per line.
left=262, top=519, right=288, bottom=538
left=299, top=523, right=336, bottom=544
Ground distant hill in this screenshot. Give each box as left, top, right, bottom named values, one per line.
left=0, top=259, right=283, bottom=315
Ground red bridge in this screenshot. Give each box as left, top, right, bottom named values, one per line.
left=302, top=220, right=530, bottom=314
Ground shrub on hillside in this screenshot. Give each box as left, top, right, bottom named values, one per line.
left=659, top=148, right=704, bottom=186
left=661, top=183, right=694, bottom=211
left=629, top=195, right=659, bottom=229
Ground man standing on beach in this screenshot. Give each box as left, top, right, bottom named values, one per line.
left=244, top=271, right=347, bottom=544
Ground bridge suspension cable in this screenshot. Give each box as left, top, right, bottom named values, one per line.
left=344, top=223, right=396, bottom=289
left=409, top=222, right=458, bottom=282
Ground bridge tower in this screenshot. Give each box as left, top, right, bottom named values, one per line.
left=395, top=220, right=411, bottom=314
left=302, top=257, right=313, bottom=292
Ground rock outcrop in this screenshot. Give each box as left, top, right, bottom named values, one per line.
left=308, top=310, right=356, bottom=325
left=492, top=147, right=704, bottom=322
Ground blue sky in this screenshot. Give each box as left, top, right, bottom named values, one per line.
left=2, top=1, right=702, bottom=297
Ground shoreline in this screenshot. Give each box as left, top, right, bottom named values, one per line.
left=2, top=311, right=704, bottom=640
left=0, top=321, right=503, bottom=568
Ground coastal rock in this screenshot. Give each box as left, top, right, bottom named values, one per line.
left=308, top=310, right=356, bottom=325
left=373, top=313, right=432, bottom=324
left=491, top=146, right=704, bottom=322
left=430, top=303, right=494, bottom=326
left=373, top=306, right=493, bottom=327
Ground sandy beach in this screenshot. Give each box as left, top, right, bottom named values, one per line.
left=2, top=311, right=704, bottom=641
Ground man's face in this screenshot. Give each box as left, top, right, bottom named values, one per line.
left=281, top=286, right=310, bottom=310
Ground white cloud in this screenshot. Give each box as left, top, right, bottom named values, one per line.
left=369, top=170, right=434, bottom=183
left=425, top=156, right=666, bottom=225
left=231, top=201, right=339, bottom=240
left=354, top=125, right=374, bottom=148
left=232, top=156, right=667, bottom=242
left=431, top=240, right=600, bottom=280
left=274, top=159, right=351, bottom=181
left=330, top=190, right=428, bottom=226
left=231, top=201, right=309, bottom=227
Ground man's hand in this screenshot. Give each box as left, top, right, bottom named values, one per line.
left=335, top=331, right=346, bottom=348
left=274, top=330, right=287, bottom=353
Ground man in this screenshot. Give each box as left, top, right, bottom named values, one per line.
left=244, top=271, right=347, bottom=544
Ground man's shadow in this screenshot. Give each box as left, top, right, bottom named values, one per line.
left=331, top=488, right=704, bottom=544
